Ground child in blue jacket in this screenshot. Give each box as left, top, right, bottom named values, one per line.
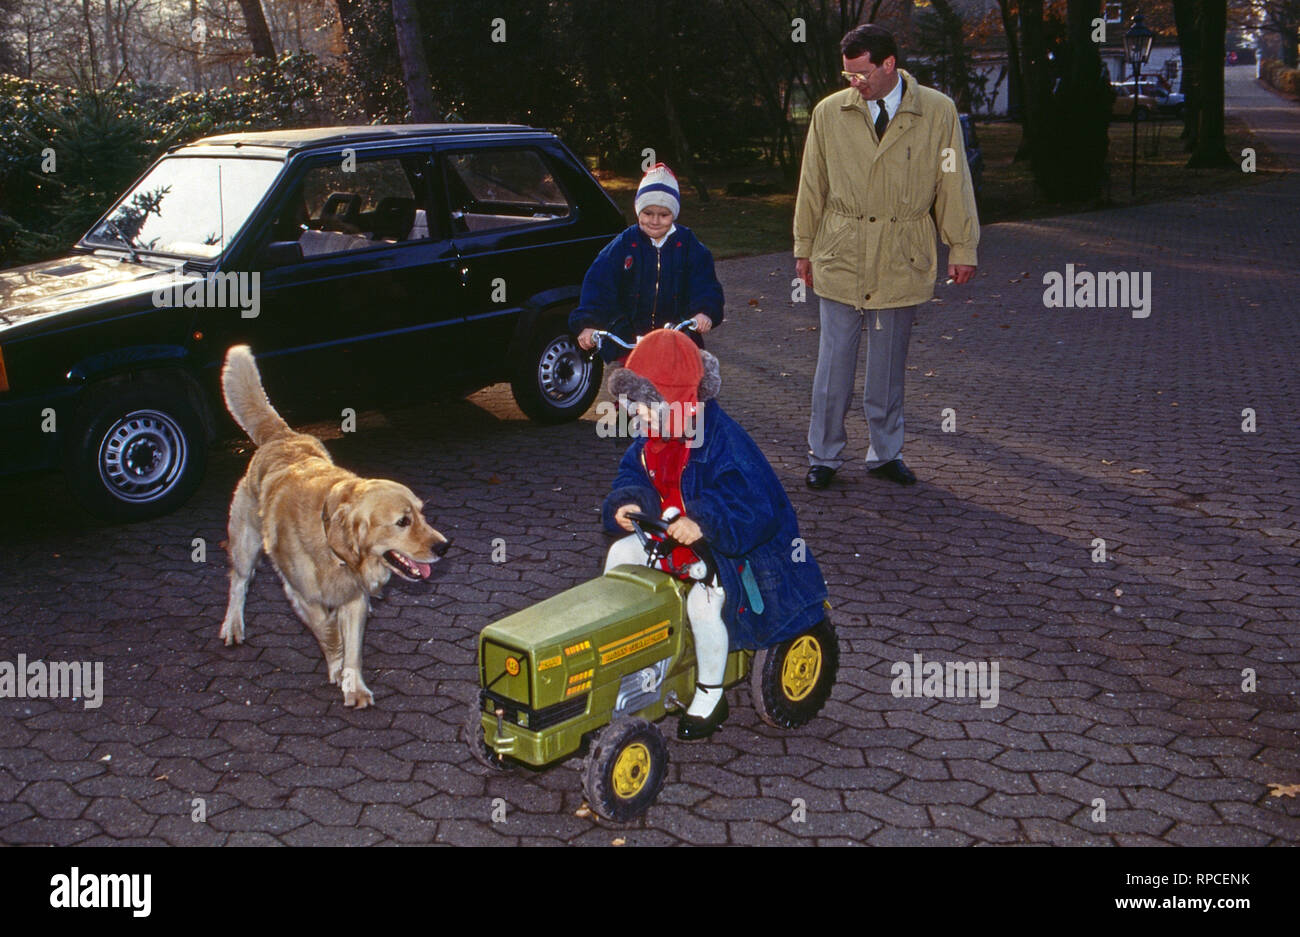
left=601, top=329, right=828, bottom=741
left=572, top=164, right=724, bottom=362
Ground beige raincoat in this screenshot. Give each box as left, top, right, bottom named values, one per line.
left=793, top=70, right=980, bottom=310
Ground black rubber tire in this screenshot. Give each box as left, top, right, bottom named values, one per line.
left=464, top=694, right=515, bottom=773
left=510, top=317, right=603, bottom=424
left=750, top=618, right=839, bottom=729
left=581, top=718, right=668, bottom=822
left=62, top=377, right=208, bottom=522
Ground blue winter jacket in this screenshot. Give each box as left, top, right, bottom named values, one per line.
left=571, top=224, right=725, bottom=363
left=601, top=401, right=827, bottom=650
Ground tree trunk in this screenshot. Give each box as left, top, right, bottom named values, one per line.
left=1173, top=0, right=1201, bottom=150
left=103, top=0, right=114, bottom=79
left=657, top=0, right=708, bottom=203
left=997, top=0, right=1026, bottom=121
left=931, top=0, right=972, bottom=112
left=334, top=0, right=388, bottom=117
left=1017, top=0, right=1048, bottom=163
left=235, top=0, right=276, bottom=60
left=1282, top=27, right=1299, bottom=68
left=391, top=0, right=436, bottom=121
left=1187, top=0, right=1232, bottom=168
left=80, top=0, right=99, bottom=89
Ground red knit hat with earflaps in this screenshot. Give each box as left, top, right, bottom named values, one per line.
left=622, top=328, right=704, bottom=411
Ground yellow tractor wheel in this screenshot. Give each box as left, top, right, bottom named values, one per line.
left=750, top=618, right=839, bottom=729
left=581, top=718, right=668, bottom=822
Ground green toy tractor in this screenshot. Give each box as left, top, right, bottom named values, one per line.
left=464, top=510, right=838, bottom=822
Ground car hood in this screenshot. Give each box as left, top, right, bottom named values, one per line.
left=0, top=253, right=185, bottom=332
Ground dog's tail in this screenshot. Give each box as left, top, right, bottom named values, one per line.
left=222, top=345, right=292, bottom=447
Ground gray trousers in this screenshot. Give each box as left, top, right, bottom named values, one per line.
left=808, top=297, right=917, bottom=470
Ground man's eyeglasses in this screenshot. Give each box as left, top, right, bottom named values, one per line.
left=842, top=68, right=877, bottom=84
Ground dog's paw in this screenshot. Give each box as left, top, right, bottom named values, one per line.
left=340, top=668, right=374, bottom=708
left=328, top=660, right=343, bottom=685
left=219, top=617, right=244, bottom=646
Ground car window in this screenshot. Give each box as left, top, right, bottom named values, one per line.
left=442, top=148, right=573, bottom=234
left=279, top=156, right=431, bottom=258
left=84, top=156, right=283, bottom=259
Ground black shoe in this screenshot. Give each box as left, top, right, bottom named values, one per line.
left=677, top=689, right=729, bottom=741
left=867, top=458, right=917, bottom=485
left=805, top=465, right=836, bottom=490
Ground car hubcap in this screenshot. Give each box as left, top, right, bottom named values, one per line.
left=97, top=409, right=187, bottom=503
left=612, top=741, right=651, bottom=798
left=781, top=636, right=822, bottom=702
left=537, top=336, right=591, bottom=406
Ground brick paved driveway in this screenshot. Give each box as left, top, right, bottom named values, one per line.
left=1, top=67, right=1297, bottom=845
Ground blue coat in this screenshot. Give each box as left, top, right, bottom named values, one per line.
left=571, top=224, right=725, bottom=363
left=601, top=402, right=827, bottom=650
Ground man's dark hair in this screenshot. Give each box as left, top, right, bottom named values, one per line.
left=840, top=24, right=899, bottom=66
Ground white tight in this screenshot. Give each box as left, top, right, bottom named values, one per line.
left=605, top=534, right=728, bottom=717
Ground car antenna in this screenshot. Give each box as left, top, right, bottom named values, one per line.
left=218, top=164, right=226, bottom=252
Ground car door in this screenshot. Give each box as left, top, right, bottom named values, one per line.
left=433, top=143, right=583, bottom=375
left=217, top=147, right=463, bottom=419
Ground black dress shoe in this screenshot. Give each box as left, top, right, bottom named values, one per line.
left=677, top=690, right=729, bottom=741
left=867, top=458, right=917, bottom=485
left=805, top=465, right=836, bottom=490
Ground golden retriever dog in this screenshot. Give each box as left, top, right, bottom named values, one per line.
left=218, top=345, right=449, bottom=707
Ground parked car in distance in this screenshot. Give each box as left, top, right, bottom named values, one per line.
left=1135, top=82, right=1185, bottom=116
left=0, top=124, right=626, bottom=521
left=1110, top=82, right=1175, bottom=120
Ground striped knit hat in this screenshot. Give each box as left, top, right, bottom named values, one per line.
left=635, top=163, right=681, bottom=219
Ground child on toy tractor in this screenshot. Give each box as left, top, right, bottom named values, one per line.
left=601, top=328, right=829, bottom=741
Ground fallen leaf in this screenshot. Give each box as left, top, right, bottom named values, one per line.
left=1129, top=468, right=1149, bottom=475
left=1114, top=588, right=1123, bottom=597
left=1102, top=460, right=1116, bottom=465
left=488, top=474, right=502, bottom=484
left=748, top=298, right=759, bottom=306
left=924, top=370, right=935, bottom=377
left=575, top=805, right=592, bottom=818
left=1268, top=783, right=1300, bottom=798
left=612, top=837, right=626, bottom=846
left=154, top=775, right=169, bottom=782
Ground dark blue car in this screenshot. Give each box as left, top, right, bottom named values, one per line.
left=0, top=125, right=625, bottom=521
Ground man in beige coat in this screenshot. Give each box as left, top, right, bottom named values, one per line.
left=795, top=24, right=979, bottom=489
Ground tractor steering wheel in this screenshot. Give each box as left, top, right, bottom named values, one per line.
left=625, top=510, right=720, bottom=586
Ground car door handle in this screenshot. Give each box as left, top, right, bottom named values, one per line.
left=459, top=265, right=470, bottom=286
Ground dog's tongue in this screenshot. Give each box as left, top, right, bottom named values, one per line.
left=414, top=559, right=432, bottom=579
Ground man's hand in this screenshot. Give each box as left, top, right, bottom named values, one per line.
left=614, top=503, right=641, bottom=532
left=577, top=327, right=598, bottom=351
left=947, top=264, right=976, bottom=285
left=691, top=313, right=713, bottom=335
left=666, top=516, right=703, bottom=545
left=795, top=258, right=813, bottom=289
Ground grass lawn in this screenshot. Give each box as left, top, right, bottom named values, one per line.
left=593, top=112, right=1284, bottom=260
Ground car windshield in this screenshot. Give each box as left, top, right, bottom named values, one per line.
left=82, top=155, right=283, bottom=260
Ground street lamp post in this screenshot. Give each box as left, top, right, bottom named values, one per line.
left=1124, top=11, right=1155, bottom=197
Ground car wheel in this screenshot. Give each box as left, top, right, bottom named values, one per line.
left=464, top=693, right=515, bottom=773
left=511, top=318, right=603, bottom=424
left=750, top=618, right=839, bottom=729
left=581, top=717, right=668, bottom=822
left=63, top=377, right=208, bottom=522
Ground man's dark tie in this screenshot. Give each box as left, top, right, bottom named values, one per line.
left=874, top=100, right=889, bottom=140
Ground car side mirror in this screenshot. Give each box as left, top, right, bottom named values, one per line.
left=258, top=240, right=303, bottom=269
